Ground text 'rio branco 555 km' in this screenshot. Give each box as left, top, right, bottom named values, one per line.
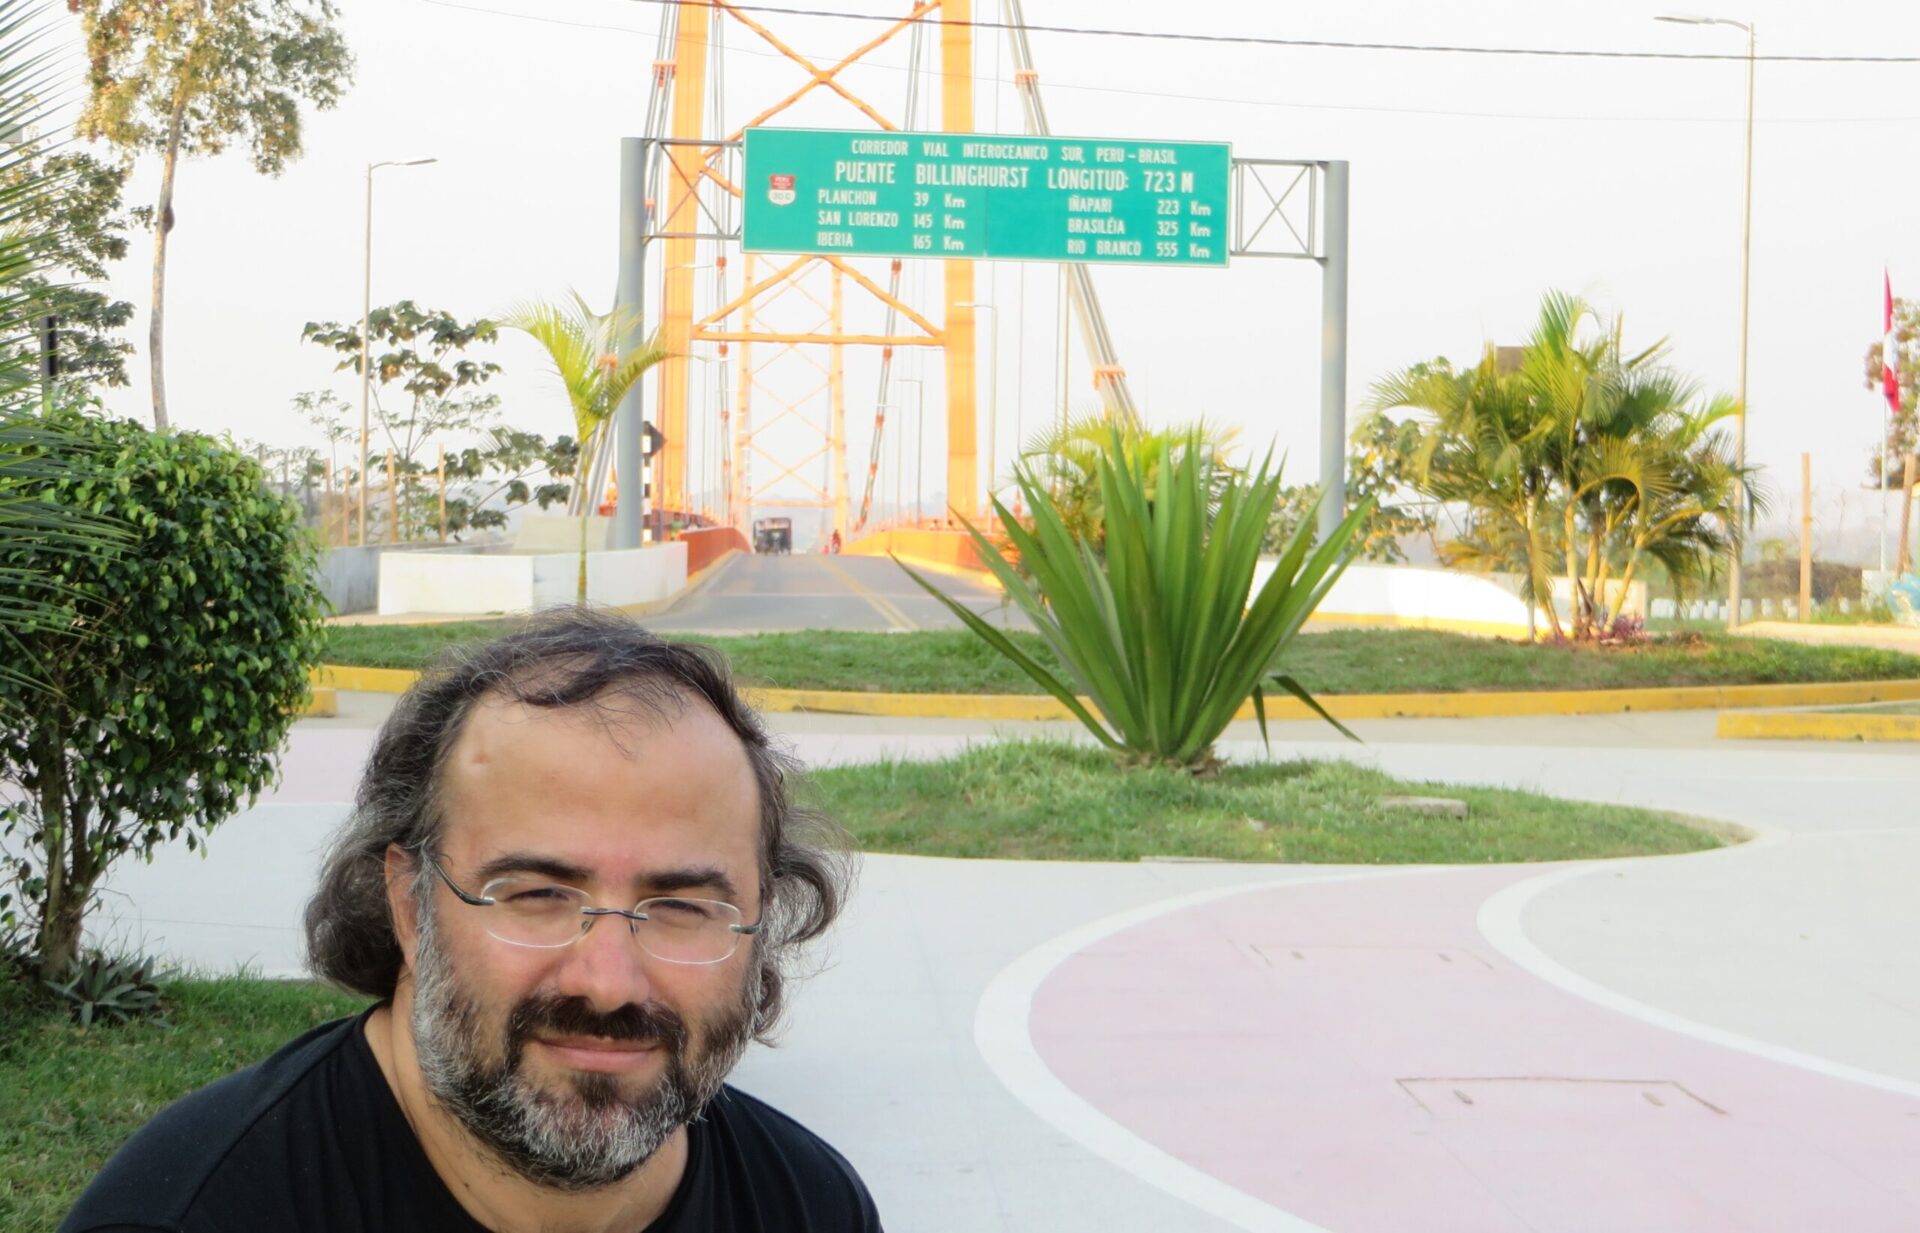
left=741, top=127, right=1231, bottom=267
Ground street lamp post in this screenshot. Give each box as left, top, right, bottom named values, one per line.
left=1657, top=14, right=1753, bottom=629
left=959, top=301, right=999, bottom=520
left=359, top=157, right=437, bottom=546
left=897, top=377, right=926, bottom=523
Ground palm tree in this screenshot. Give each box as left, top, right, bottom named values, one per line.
left=1522, top=295, right=1753, bottom=636
left=1017, top=410, right=1241, bottom=554
left=1371, top=351, right=1563, bottom=638
left=1377, top=292, right=1753, bottom=640
left=503, top=292, right=669, bottom=602
left=0, top=0, right=133, bottom=708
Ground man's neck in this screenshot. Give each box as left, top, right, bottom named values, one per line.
left=364, top=997, right=690, bottom=1233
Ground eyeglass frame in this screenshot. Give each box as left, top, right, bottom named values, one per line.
left=418, top=851, right=764, bottom=965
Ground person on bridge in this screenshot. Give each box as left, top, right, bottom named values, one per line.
left=829, top=530, right=843, bottom=555
left=62, top=610, right=879, bottom=1233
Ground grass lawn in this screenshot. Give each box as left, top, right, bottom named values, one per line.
left=323, top=622, right=1920, bottom=696
left=0, top=977, right=368, bottom=1232
left=810, top=740, right=1727, bottom=863
left=2, top=741, right=1724, bottom=1224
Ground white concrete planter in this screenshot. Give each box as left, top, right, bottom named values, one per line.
left=1249, top=561, right=1542, bottom=638
left=377, top=543, right=688, bottom=616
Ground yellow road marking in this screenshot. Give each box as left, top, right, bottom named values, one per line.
left=819, top=556, right=918, bottom=631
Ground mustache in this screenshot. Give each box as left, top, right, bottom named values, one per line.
left=506, top=994, right=691, bottom=1053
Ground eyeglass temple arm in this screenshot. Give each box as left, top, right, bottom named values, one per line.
left=424, top=853, right=496, bottom=907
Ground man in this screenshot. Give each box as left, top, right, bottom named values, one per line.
left=63, top=610, right=878, bottom=1232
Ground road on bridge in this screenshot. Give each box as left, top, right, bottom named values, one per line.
left=643, top=551, right=1030, bottom=635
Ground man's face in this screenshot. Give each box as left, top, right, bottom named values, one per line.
left=394, top=694, right=765, bottom=1191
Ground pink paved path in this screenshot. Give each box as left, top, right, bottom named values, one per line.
left=1029, top=867, right=1920, bottom=1232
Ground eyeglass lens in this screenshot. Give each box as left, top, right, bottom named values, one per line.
left=480, top=879, right=746, bottom=964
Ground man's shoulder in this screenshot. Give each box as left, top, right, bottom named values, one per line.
left=59, top=1013, right=367, bottom=1233
left=695, top=1085, right=881, bottom=1229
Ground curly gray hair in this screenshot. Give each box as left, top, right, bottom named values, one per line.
left=303, top=608, right=853, bottom=1041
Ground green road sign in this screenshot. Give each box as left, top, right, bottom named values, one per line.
left=742, top=127, right=1230, bottom=267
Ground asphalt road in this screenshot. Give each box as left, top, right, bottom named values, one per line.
left=642, top=551, right=1031, bottom=634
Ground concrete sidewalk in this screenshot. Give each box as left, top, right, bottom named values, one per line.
left=82, top=708, right=1920, bottom=1231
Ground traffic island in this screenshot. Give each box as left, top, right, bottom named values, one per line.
left=809, top=739, right=1731, bottom=863
left=1716, top=704, right=1920, bottom=742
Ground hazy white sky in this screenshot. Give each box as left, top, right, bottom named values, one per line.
left=58, top=0, right=1920, bottom=546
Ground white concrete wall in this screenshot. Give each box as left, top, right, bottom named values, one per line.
left=379, top=544, right=688, bottom=615
left=515, top=513, right=613, bottom=553
left=1249, top=561, right=1541, bottom=638
left=379, top=551, right=535, bottom=615
left=587, top=542, right=688, bottom=607
left=528, top=552, right=578, bottom=609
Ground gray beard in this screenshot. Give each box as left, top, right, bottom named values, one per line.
left=408, top=906, right=758, bottom=1192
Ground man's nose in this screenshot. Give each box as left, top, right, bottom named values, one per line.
left=554, top=912, right=655, bottom=1013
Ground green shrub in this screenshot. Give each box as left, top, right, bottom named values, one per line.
left=0, top=410, right=328, bottom=980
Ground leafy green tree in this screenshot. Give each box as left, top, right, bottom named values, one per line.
left=1864, top=297, right=1917, bottom=485
left=0, top=409, right=327, bottom=978
left=1264, top=411, right=1437, bottom=566
left=303, top=302, right=502, bottom=542
left=73, top=0, right=353, bottom=429
left=904, top=431, right=1369, bottom=772
left=441, top=427, right=579, bottom=538
left=3, top=150, right=138, bottom=389
left=503, top=292, right=669, bottom=599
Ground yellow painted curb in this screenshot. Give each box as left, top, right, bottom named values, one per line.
left=299, top=686, right=339, bottom=717
left=309, top=664, right=1920, bottom=722
left=1716, top=711, right=1920, bottom=742
left=744, top=677, right=1920, bottom=721
left=311, top=664, right=422, bottom=694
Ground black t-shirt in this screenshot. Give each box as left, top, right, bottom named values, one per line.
left=60, top=1009, right=881, bottom=1233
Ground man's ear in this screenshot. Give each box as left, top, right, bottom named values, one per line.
left=385, top=845, right=423, bottom=971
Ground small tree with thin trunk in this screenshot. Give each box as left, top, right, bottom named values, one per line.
left=504, top=292, right=669, bottom=601
left=0, top=410, right=326, bottom=979
left=72, top=0, right=353, bottom=429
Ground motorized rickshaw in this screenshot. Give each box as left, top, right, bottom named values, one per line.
left=752, top=517, right=793, bottom=555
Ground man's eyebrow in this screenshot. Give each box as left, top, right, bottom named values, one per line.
left=472, top=852, right=594, bottom=884
left=469, top=853, right=741, bottom=904
left=643, top=866, right=742, bottom=905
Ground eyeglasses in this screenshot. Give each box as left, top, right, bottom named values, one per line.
left=423, top=854, right=762, bottom=966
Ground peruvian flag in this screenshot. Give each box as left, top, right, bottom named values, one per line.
left=1886, top=270, right=1903, bottom=415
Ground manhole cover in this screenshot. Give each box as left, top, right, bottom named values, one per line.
left=1398, top=1077, right=1726, bottom=1121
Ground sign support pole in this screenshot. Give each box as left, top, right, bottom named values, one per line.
left=1317, top=160, right=1350, bottom=545
left=614, top=137, right=647, bottom=550
left=940, top=0, right=979, bottom=518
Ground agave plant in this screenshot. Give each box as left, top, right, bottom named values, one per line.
left=44, top=950, right=169, bottom=1027
left=901, top=430, right=1369, bottom=772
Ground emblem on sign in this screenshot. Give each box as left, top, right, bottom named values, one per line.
left=767, top=174, right=796, bottom=206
